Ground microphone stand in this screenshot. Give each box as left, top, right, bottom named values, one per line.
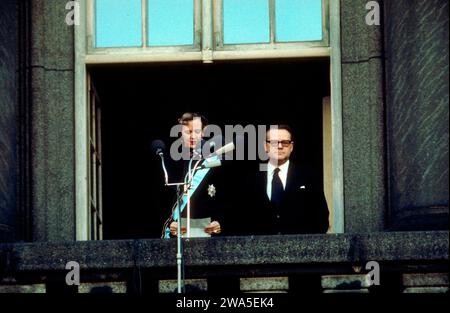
left=158, top=152, right=188, bottom=294
left=158, top=151, right=203, bottom=293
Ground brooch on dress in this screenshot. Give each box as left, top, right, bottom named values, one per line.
left=208, top=184, right=216, bottom=197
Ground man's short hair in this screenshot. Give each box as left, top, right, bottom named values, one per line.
left=178, top=112, right=208, bottom=129
left=267, top=124, right=295, bottom=142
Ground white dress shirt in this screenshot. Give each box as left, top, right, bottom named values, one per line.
left=266, top=160, right=290, bottom=200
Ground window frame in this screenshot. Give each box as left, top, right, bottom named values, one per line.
left=87, top=78, right=103, bottom=240
left=85, top=0, right=331, bottom=64
left=87, top=0, right=202, bottom=53
left=75, top=0, right=344, bottom=240
left=214, top=0, right=330, bottom=51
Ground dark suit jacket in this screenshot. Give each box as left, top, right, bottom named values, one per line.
left=165, top=158, right=226, bottom=227
left=239, top=161, right=329, bottom=235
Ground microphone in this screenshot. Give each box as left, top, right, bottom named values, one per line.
left=198, top=157, right=222, bottom=170
left=151, top=139, right=169, bottom=184
left=201, top=135, right=221, bottom=158
left=151, top=139, right=166, bottom=156
left=202, top=135, right=236, bottom=157
left=214, top=141, right=235, bottom=156
left=196, top=137, right=236, bottom=170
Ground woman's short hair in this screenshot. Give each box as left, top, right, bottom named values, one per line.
left=178, top=112, right=208, bottom=129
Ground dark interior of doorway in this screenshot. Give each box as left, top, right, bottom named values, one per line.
left=90, top=58, right=330, bottom=239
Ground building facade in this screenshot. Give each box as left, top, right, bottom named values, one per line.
left=0, top=0, right=448, bottom=293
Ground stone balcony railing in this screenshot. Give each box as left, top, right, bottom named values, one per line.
left=0, top=231, right=448, bottom=293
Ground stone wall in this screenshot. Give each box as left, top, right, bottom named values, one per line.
left=0, top=0, right=18, bottom=242
left=340, top=0, right=386, bottom=232
left=384, top=0, right=449, bottom=230
left=29, top=0, right=76, bottom=241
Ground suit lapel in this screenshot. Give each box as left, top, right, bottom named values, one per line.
left=256, top=167, right=270, bottom=202
left=285, top=162, right=296, bottom=192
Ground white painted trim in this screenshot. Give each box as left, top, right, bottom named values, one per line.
left=330, top=0, right=344, bottom=233
left=86, top=0, right=94, bottom=52
left=75, top=0, right=89, bottom=241
left=194, top=0, right=202, bottom=47
left=213, top=47, right=330, bottom=60
left=85, top=47, right=330, bottom=65
left=201, top=0, right=213, bottom=63
left=213, top=0, right=223, bottom=47
left=269, top=0, right=276, bottom=44
left=85, top=51, right=203, bottom=64
left=142, top=0, right=147, bottom=47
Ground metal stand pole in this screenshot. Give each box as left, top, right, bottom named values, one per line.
left=160, top=153, right=202, bottom=293
left=159, top=152, right=187, bottom=293
left=176, top=185, right=184, bottom=293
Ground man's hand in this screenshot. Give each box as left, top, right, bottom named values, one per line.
left=204, top=221, right=221, bottom=235
left=170, top=222, right=186, bottom=236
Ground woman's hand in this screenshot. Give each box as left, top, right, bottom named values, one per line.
left=170, top=222, right=187, bottom=236
left=204, top=221, right=221, bottom=235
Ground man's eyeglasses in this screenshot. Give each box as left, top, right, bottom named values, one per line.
left=266, top=140, right=293, bottom=147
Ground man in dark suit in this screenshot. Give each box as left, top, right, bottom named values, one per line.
left=246, top=124, right=329, bottom=235
left=226, top=124, right=330, bottom=294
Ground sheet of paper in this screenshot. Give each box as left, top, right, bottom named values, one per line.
left=180, top=217, right=211, bottom=238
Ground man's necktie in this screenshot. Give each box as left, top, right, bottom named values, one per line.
left=271, top=168, right=284, bottom=206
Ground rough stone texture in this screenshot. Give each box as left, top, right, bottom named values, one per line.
left=0, top=0, right=18, bottom=242
left=403, top=273, right=449, bottom=287
left=240, top=277, right=289, bottom=292
left=78, top=282, right=127, bottom=294
left=0, top=232, right=447, bottom=275
left=340, top=0, right=386, bottom=232
left=0, top=232, right=447, bottom=292
left=159, top=279, right=208, bottom=293
left=323, top=289, right=369, bottom=294
left=321, top=274, right=371, bottom=289
left=0, top=284, right=46, bottom=293
left=30, top=1, right=75, bottom=241
left=403, top=287, right=448, bottom=293
left=384, top=0, right=449, bottom=230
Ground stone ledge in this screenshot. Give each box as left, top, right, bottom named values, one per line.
left=0, top=231, right=447, bottom=275
left=321, top=274, right=371, bottom=289
left=403, top=273, right=449, bottom=287
left=403, top=287, right=449, bottom=293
